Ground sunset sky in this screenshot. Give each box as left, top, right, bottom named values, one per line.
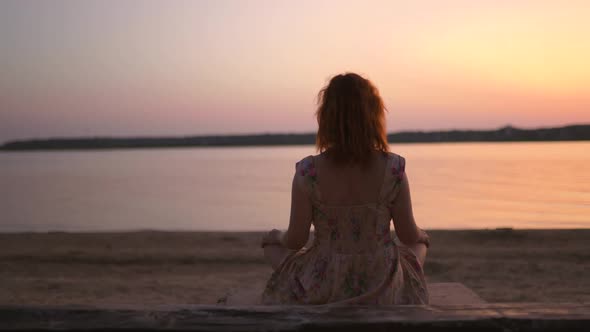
left=1, top=0, right=589, bottom=143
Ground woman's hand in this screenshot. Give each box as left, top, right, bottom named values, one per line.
left=261, top=229, right=283, bottom=248
left=417, top=228, right=430, bottom=248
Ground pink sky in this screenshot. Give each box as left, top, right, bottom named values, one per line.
left=1, top=0, right=589, bottom=143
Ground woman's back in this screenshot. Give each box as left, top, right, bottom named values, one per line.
left=299, top=150, right=397, bottom=256
left=313, top=150, right=387, bottom=206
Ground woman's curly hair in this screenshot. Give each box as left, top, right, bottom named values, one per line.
left=315, top=73, right=389, bottom=164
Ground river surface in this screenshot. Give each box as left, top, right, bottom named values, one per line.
left=1, top=142, right=588, bottom=231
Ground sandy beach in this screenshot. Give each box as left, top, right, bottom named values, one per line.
left=0, top=229, right=588, bottom=305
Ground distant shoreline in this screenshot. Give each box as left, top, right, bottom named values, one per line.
left=0, top=228, right=588, bottom=234
left=1, top=124, right=589, bottom=151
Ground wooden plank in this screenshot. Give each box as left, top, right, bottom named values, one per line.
left=1, top=303, right=589, bottom=331
left=429, top=282, right=486, bottom=305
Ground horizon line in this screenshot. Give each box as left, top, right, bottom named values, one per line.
left=3, top=122, right=589, bottom=145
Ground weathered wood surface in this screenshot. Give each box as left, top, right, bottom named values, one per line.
left=428, top=282, right=486, bottom=305
left=0, top=283, right=586, bottom=331
left=1, top=303, right=589, bottom=331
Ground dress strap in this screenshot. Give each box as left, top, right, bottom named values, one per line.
left=379, top=152, right=406, bottom=207
left=295, top=155, right=320, bottom=203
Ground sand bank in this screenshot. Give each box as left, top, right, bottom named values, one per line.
left=0, top=229, right=588, bottom=305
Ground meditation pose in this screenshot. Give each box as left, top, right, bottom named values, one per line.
left=260, top=73, right=430, bottom=305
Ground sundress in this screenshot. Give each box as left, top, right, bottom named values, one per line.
left=261, top=152, right=429, bottom=305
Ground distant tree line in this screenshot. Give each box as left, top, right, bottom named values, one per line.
left=1, top=124, right=588, bottom=151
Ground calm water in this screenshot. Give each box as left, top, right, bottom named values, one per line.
left=1, top=142, right=589, bottom=232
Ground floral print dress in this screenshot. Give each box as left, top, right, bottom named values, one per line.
left=261, top=152, right=429, bottom=305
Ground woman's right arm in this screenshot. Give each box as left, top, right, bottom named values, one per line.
left=390, top=171, right=428, bottom=246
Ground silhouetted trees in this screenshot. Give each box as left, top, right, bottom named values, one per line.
left=1, top=125, right=588, bottom=151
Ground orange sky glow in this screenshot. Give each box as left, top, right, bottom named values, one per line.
left=1, top=0, right=589, bottom=143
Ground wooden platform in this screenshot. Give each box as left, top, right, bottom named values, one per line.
left=1, top=283, right=588, bottom=331
left=429, top=282, right=486, bottom=305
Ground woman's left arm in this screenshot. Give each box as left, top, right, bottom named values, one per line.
left=280, top=172, right=313, bottom=250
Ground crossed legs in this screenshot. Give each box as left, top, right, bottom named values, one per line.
left=264, top=241, right=427, bottom=271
